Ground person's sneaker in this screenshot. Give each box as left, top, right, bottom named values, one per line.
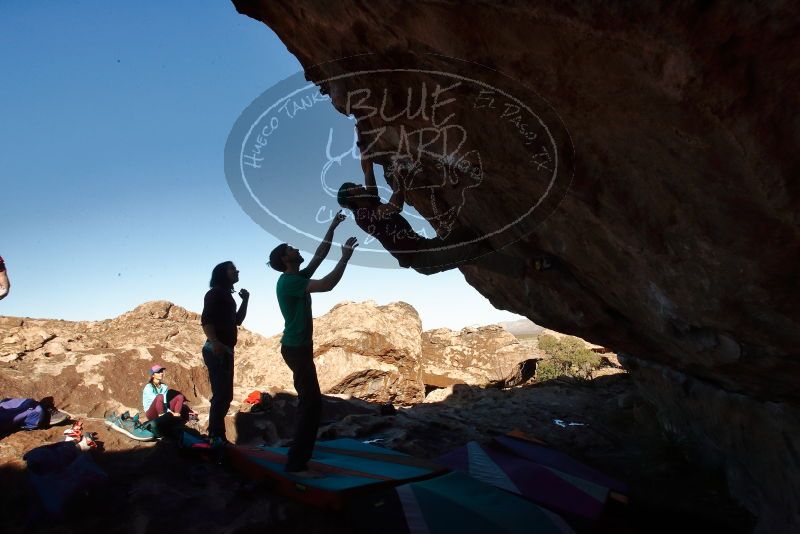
left=109, top=411, right=132, bottom=426
left=104, top=411, right=121, bottom=428
left=47, top=408, right=69, bottom=427
left=105, top=412, right=156, bottom=441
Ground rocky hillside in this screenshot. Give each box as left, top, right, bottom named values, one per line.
left=0, top=301, right=217, bottom=418
left=0, top=300, right=541, bottom=419
left=230, top=2, right=800, bottom=530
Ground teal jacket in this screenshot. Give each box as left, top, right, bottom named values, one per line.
left=142, top=382, right=168, bottom=412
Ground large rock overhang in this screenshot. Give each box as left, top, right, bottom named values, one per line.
left=231, top=0, right=799, bottom=405
left=231, top=2, right=799, bottom=528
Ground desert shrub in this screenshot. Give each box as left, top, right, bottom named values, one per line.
left=535, top=359, right=564, bottom=382
left=536, top=334, right=602, bottom=381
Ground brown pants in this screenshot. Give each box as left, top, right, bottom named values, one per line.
left=145, top=391, right=189, bottom=421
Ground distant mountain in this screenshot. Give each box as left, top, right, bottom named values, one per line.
left=498, top=318, right=544, bottom=337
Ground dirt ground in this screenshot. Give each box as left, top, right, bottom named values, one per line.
left=0, top=373, right=755, bottom=533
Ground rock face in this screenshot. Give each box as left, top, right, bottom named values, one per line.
left=314, top=301, right=424, bottom=403
left=0, top=300, right=428, bottom=416
left=0, top=302, right=217, bottom=417
left=1, top=300, right=537, bottom=417
left=235, top=300, right=425, bottom=404
left=231, top=2, right=800, bottom=530
left=421, top=325, right=537, bottom=387
left=620, top=354, right=800, bottom=534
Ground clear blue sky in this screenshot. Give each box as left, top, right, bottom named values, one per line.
left=0, top=0, right=523, bottom=336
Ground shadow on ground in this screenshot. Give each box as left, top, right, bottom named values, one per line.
left=0, top=374, right=755, bottom=533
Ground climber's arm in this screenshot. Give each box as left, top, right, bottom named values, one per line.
left=358, top=132, right=401, bottom=216
left=361, top=157, right=379, bottom=197
left=304, top=211, right=346, bottom=276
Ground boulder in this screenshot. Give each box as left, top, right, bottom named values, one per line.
left=497, top=358, right=541, bottom=388
left=236, top=300, right=425, bottom=404
left=421, top=325, right=537, bottom=387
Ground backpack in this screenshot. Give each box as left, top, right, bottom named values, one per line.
left=0, top=398, right=45, bottom=433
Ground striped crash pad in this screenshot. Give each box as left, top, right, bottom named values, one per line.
left=227, top=438, right=447, bottom=508
left=348, top=471, right=574, bottom=534
left=493, top=434, right=628, bottom=495
left=436, top=434, right=628, bottom=522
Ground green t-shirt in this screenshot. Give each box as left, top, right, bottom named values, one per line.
left=277, top=267, right=313, bottom=346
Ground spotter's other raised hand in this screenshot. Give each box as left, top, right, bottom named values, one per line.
left=341, top=237, right=359, bottom=260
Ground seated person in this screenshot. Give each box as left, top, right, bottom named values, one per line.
left=142, top=365, right=196, bottom=421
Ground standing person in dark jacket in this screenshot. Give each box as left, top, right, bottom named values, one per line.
left=201, top=261, right=249, bottom=447
left=268, top=212, right=357, bottom=476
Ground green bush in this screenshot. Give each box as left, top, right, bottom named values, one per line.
left=536, top=334, right=602, bottom=381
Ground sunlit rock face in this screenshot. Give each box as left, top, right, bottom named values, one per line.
left=0, top=301, right=216, bottom=417
left=421, top=325, right=535, bottom=387
left=236, top=300, right=427, bottom=405
left=232, top=1, right=800, bottom=530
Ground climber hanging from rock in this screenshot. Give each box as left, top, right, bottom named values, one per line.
left=336, top=129, right=553, bottom=276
